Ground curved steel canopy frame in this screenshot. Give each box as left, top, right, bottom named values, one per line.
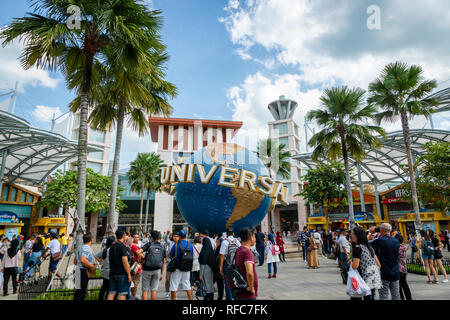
left=292, top=129, right=450, bottom=184
left=0, top=111, right=102, bottom=185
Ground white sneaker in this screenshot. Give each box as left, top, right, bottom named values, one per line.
left=165, top=293, right=170, bottom=300
left=443, top=279, right=448, bottom=283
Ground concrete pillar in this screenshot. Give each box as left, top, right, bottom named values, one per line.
left=373, top=179, right=382, bottom=220
left=357, top=163, right=366, bottom=212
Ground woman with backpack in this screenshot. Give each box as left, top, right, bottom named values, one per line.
left=264, top=233, right=280, bottom=278
left=95, top=235, right=115, bottom=300
left=418, top=230, right=439, bottom=284
left=199, top=236, right=216, bottom=300
left=429, top=230, right=448, bottom=283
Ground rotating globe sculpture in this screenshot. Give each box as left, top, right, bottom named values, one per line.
left=171, top=142, right=274, bottom=235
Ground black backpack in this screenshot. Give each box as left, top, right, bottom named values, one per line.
left=144, top=242, right=164, bottom=269
left=177, top=243, right=193, bottom=272
left=305, top=237, right=311, bottom=247
left=223, top=248, right=248, bottom=296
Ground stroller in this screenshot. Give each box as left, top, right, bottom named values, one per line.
left=18, top=256, right=44, bottom=283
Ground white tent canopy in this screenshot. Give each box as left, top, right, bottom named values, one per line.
left=0, top=110, right=102, bottom=184
left=292, top=129, right=450, bottom=184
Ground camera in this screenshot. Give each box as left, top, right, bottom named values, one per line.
left=374, top=227, right=380, bottom=233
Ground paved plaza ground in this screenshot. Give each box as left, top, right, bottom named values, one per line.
left=1, top=243, right=449, bottom=300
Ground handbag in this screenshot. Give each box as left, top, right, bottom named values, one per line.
left=434, top=249, right=443, bottom=260
left=271, top=244, right=280, bottom=255
left=307, top=246, right=312, bottom=252
left=167, top=258, right=177, bottom=272
left=195, top=280, right=208, bottom=299
left=51, top=252, right=62, bottom=261
left=346, top=266, right=371, bottom=298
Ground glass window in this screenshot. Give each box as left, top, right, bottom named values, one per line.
left=87, top=161, right=103, bottom=173
left=28, top=194, right=34, bottom=203
left=273, top=123, right=288, bottom=135
left=89, top=129, right=106, bottom=143
left=2, top=185, right=9, bottom=201
left=280, top=105, right=287, bottom=118
left=21, top=191, right=27, bottom=202
left=10, top=188, right=17, bottom=202
left=278, top=137, right=289, bottom=148
left=88, top=151, right=104, bottom=160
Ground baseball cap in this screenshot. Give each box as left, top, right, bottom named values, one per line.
left=178, top=230, right=186, bottom=237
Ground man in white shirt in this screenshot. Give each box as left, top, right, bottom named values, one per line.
left=219, top=228, right=241, bottom=300
left=44, top=233, right=63, bottom=279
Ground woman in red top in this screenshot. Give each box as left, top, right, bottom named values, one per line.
left=276, top=231, right=286, bottom=262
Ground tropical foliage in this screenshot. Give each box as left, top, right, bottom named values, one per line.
left=306, top=86, right=385, bottom=228
left=37, top=168, right=125, bottom=214
left=256, top=138, right=291, bottom=179
left=368, top=61, right=441, bottom=229
left=297, top=162, right=347, bottom=230
left=0, top=0, right=166, bottom=245
left=401, top=141, right=450, bottom=212
left=127, top=152, right=165, bottom=232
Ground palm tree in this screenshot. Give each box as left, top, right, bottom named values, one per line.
left=256, top=138, right=291, bottom=232
left=368, top=62, right=440, bottom=230
left=307, top=86, right=385, bottom=230
left=144, top=154, right=165, bottom=230
left=127, top=152, right=161, bottom=233
left=0, top=0, right=160, bottom=247
left=73, top=48, right=177, bottom=234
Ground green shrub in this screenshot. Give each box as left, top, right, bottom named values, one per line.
left=407, top=264, right=450, bottom=275
left=32, top=287, right=101, bottom=300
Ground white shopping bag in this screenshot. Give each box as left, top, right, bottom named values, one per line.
left=345, top=266, right=371, bottom=298
left=0, top=271, right=3, bottom=288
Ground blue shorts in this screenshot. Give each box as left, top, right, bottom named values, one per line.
left=109, top=275, right=131, bottom=296
left=49, top=259, right=58, bottom=272
left=422, top=252, right=434, bottom=260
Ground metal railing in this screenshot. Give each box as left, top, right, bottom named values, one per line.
left=18, top=275, right=103, bottom=301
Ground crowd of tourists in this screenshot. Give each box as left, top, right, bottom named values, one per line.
left=0, top=232, right=71, bottom=296
left=318, top=223, right=448, bottom=300
left=1, top=225, right=448, bottom=300
left=71, top=227, right=276, bottom=300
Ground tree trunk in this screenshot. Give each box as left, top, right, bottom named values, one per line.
left=106, top=102, right=126, bottom=235
left=340, top=134, right=355, bottom=230
left=76, top=54, right=93, bottom=248
left=144, top=188, right=150, bottom=232
left=400, top=110, right=422, bottom=230
left=139, top=173, right=145, bottom=233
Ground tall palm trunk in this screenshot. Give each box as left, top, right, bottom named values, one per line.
left=144, top=188, right=150, bottom=231
left=76, top=55, right=93, bottom=248
left=340, top=134, right=355, bottom=230
left=107, top=102, right=126, bottom=234
left=139, top=173, right=145, bottom=233
left=400, top=110, right=422, bottom=230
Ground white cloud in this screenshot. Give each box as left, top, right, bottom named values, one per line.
left=220, top=0, right=450, bottom=88
left=0, top=38, right=59, bottom=91
left=221, top=0, right=450, bottom=153
left=32, top=105, right=62, bottom=123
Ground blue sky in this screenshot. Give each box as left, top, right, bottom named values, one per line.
left=0, top=0, right=449, bottom=169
